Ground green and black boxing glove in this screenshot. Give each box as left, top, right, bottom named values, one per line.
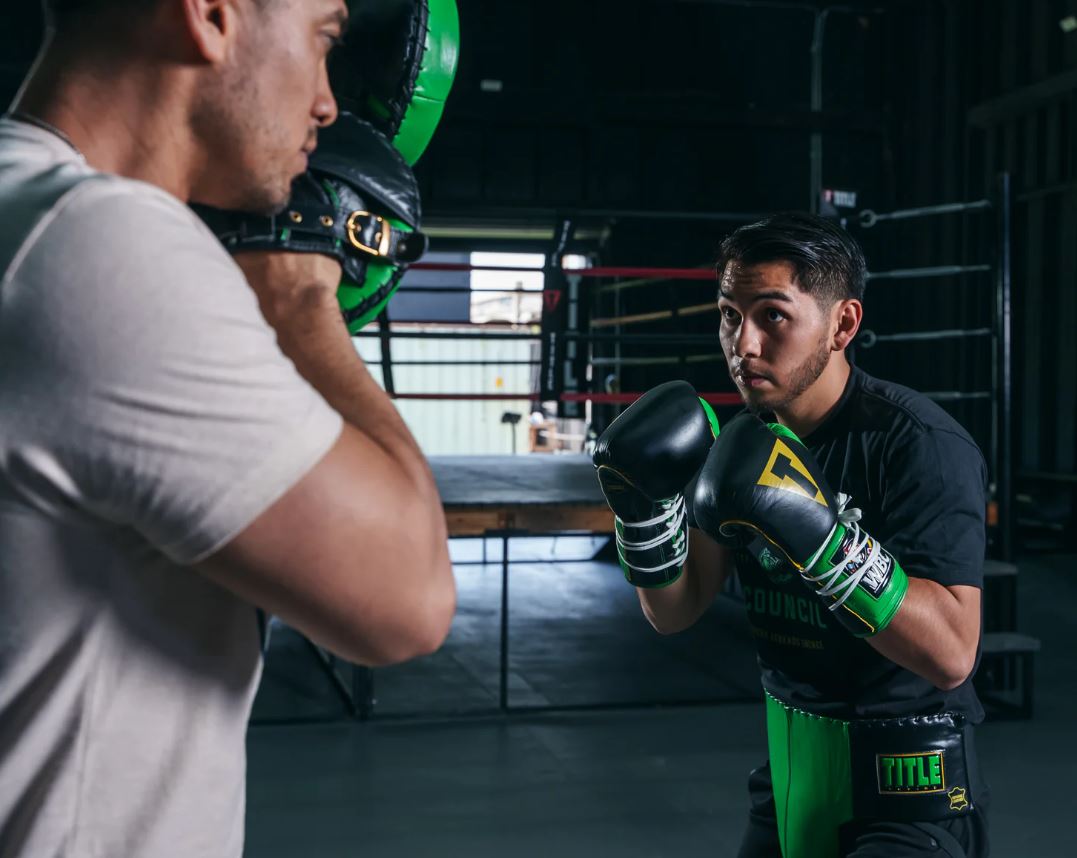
left=693, top=413, right=908, bottom=637
left=593, top=382, right=721, bottom=588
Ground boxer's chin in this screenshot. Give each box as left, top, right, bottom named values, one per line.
left=741, top=387, right=779, bottom=416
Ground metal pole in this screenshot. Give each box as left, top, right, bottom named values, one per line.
left=376, top=309, right=395, bottom=396
left=354, top=331, right=542, bottom=341
left=995, top=172, right=1014, bottom=561
left=589, top=354, right=726, bottom=367
left=553, top=219, right=576, bottom=419
left=499, top=533, right=510, bottom=712
left=922, top=391, right=993, bottom=402
left=858, top=199, right=992, bottom=228
left=566, top=332, right=721, bottom=345
left=857, top=327, right=993, bottom=349
left=866, top=264, right=992, bottom=281
left=809, top=9, right=829, bottom=213
left=304, top=640, right=359, bottom=718
left=428, top=205, right=769, bottom=224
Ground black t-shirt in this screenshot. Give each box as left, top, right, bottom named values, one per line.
left=733, top=366, right=988, bottom=722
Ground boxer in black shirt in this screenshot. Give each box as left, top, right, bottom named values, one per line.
left=594, top=213, right=989, bottom=858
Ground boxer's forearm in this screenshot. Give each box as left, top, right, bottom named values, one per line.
left=866, top=578, right=981, bottom=690
left=637, top=529, right=730, bottom=633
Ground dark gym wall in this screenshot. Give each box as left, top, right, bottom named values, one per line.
left=872, top=0, right=1077, bottom=510
left=965, top=0, right=1077, bottom=484
left=418, top=0, right=887, bottom=217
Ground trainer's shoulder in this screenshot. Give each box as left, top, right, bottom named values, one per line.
left=52, top=173, right=219, bottom=246
left=4, top=168, right=249, bottom=344
left=9, top=170, right=235, bottom=292
left=851, top=368, right=984, bottom=464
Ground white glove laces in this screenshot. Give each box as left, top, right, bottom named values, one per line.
left=802, top=493, right=881, bottom=611
left=615, top=495, right=688, bottom=574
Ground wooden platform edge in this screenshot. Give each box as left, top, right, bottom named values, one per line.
left=444, top=505, right=614, bottom=537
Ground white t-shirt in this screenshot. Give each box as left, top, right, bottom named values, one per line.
left=0, top=118, right=343, bottom=857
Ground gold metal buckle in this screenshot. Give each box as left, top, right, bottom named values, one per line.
left=346, top=211, right=391, bottom=257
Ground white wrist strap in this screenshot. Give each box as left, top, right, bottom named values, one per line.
left=802, top=493, right=880, bottom=611
left=615, top=495, right=689, bottom=575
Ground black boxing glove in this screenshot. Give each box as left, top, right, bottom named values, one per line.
left=693, top=414, right=909, bottom=636
left=593, top=382, right=721, bottom=588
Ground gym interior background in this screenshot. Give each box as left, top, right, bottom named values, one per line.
left=3, top=1, right=1074, bottom=855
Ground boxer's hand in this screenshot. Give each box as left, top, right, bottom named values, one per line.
left=593, top=382, right=720, bottom=588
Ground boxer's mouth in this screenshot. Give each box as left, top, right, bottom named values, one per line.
left=733, top=364, right=773, bottom=387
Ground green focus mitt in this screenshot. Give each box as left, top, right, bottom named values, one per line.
left=331, top=0, right=460, bottom=165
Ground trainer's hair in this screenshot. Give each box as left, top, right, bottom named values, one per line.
left=41, top=0, right=276, bottom=33
left=715, top=212, right=867, bottom=305
left=41, top=0, right=139, bottom=29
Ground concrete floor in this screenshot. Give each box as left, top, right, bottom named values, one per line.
left=245, top=541, right=1073, bottom=857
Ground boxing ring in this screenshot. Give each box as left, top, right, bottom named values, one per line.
left=265, top=176, right=1037, bottom=722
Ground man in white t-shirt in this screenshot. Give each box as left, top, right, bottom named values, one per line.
left=0, top=1, right=456, bottom=855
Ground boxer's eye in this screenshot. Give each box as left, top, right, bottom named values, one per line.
left=765, top=308, right=787, bottom=323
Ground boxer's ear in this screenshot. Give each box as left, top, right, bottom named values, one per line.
left=830, top=299, right=862, bottom=352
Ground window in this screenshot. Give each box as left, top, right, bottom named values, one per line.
left=469, top=252, right=546, bottom=325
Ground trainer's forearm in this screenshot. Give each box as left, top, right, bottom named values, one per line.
left=270, top=287, right=422, bottom=448
left=238, top=252, right=442, bottom=512
left=265, top=282, right=451, bottom=572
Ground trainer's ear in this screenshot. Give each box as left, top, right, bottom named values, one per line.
left=181, top=0, right=240, bottom=64
left=831, top=298, right=863, bottom=352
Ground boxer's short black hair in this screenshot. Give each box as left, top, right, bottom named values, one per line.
left=716, top=212, right=867, bottom=305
